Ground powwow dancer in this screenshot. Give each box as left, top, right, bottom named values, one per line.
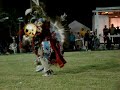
left=24, top=1, right=66, bottom=76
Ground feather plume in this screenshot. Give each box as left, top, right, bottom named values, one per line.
left=50, top=20, right=65, bottom=43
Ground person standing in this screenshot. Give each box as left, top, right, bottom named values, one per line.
left=109, top=24, right=116, bottom=44
left=84, top=30, right=90, bottom=51
left=69, top=32, right=76, bottom=50
left=103, top=25, right=109, bottom=47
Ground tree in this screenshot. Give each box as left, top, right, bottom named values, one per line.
left=0, top=8, right=19, bottom=37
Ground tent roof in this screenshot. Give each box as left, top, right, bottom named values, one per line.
left=68, top=20, right=90, bottom=31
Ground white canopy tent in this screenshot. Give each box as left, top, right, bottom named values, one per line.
left=68, top=20, right=90, bottom=33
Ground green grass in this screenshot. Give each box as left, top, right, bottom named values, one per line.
left=0, top=50, right=120, bottom=90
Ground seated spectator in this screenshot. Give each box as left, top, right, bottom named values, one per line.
left=9, top=42, right=17, bottom=54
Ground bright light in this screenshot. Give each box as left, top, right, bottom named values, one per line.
left=105, top=12, right=108, bottom=14
left=115, top=16, right=118, bottom=17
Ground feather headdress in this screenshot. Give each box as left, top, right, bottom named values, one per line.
left=25, top=1, right=66, bottom=43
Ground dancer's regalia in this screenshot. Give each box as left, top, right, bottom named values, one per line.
left=24, top=1, right=66, bottom=76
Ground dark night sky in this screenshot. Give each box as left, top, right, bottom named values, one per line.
left=3, top=0, right=120, bottom=29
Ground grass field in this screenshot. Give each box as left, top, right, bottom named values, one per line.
left=0, top=50, right=120, bottom=90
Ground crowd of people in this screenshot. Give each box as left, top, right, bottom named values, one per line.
left=103, top=24, right=120, bottom=50
left=0, top=27, right=100, bottom=55
left=1, top=24, right=120, bottom=55
left=68, top=28, right=100, bottom=51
